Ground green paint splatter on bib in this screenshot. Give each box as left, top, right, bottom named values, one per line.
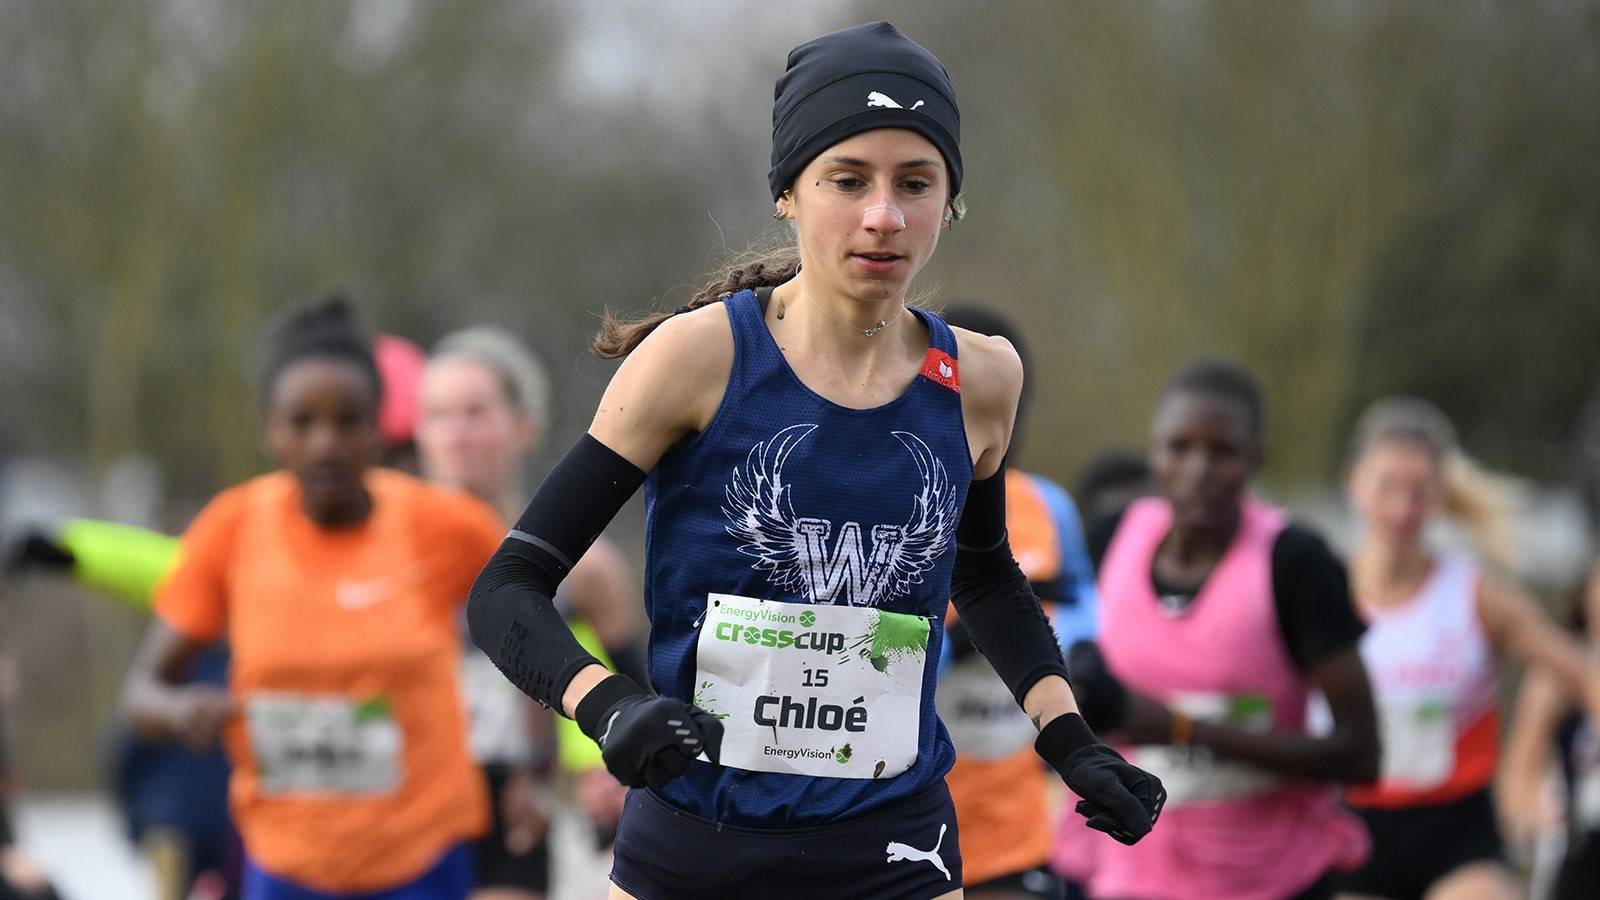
left=353, top=697, right=391, bottom=724
left=861, top=610, right=929, bottom=673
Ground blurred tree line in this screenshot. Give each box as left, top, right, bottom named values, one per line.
left=2, top=0, right=1597, bottom=506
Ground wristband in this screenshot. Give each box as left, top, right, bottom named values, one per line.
left=1169, top=709, right=1194, bottom=746
left=1035, top=711, right=1099, bottom=771
left=574, top=674, right=648, bottom=742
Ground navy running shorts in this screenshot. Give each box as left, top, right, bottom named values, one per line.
left=611, top=780, right=962, bottom=899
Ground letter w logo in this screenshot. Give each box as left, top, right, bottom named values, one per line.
left=723, top=424, right=958, bottom=608
left=795, top=519, right=905, bottom=606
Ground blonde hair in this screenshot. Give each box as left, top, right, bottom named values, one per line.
left=431, top=326, right=551, bottom=429
left=1351, top=396, right=1519, bottom=569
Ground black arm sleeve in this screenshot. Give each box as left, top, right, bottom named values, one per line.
left=950, top=464, right=1072, bottom=706
left=467, top=434, right=647, bottom=711
left=1270, top=524, right=1366, bottom=671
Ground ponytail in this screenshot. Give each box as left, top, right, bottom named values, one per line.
left=1441, top=449, right=1518, bottom=571
left=590, top=238, right=799, bottom=359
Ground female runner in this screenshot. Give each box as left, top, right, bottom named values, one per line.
left=468, top=22, right=1163, bottom=900
left=417, top=326, right=644, bottom=899
left=1337, top=397, right=1600, bottom=900
left=1062, top=359, right=1380, bottom=900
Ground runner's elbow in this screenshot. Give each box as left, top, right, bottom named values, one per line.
left=465, top=568, right=505, bottom=659
left=1338, top=730, right=1381, bottom=783
left=468, top=539, right=538, bottom=655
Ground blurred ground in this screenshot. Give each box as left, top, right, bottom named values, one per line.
left=15, top=794, right=149, bottom=900
left=14, top=794, right=614, bottom=900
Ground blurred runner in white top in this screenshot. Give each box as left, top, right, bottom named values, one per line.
left=419, top=326, right=646, bottom=900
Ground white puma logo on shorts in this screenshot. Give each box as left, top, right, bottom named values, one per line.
left=885, top=822, right=950, bottom=881
left=866, top=91, right=925, bottom=111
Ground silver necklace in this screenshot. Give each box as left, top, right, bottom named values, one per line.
left=860, top=308, right=905, bottom=337
left=799, top=289, right=906, bottom=338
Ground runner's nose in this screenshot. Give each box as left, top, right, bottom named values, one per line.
left=862, top=193, right=907, bottom=236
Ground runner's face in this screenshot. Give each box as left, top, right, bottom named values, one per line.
left=780, top=129, right=950, bottom=303
left=1347, top=438, right=1442, bottom=549
left=265, top=358, right=377, bottom=520
left=417, top=356, right=535, bottom=503
left=1149, top=391, right=1260, bottom=535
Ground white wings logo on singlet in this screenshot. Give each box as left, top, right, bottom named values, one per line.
left=721, top=424, right=958, bottom=607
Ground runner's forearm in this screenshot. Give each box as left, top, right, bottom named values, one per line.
left=120, top=622, right=211, bottom=740
left=1499, top=669, right=1564, bottom=812
left=1021, top=674, right=1082, bottom=730
left=562, top=664, right=615, bottom=720
left=59, top=519, right=180, bottom=609
left=1188, top=720, right=1376, bottom=783
left=468, top=434, right=646, bottom=713
left=123, top=679, right=191, bottom=741
left=950, top=466, right=1072, bottom=705
left=1188, top=647, right=1377, bottom=782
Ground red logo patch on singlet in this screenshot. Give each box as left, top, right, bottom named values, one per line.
left=920, top=348, right=959, bottom=393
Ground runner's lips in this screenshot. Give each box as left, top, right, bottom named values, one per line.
left=850, top=252, right=905, bottom=273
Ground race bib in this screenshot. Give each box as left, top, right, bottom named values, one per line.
left=1576, top=769, right=1600, bottom=832
left=693, top=594, right=929, bottom=779
left=1574, top=724, right=1600, bottom=830
left=247, top=692, right=403, bottom=796
left=1377, top=696, right=1454, bottom=788
left=1133, top=692, right=1279, bottom=808
left=935, top=657, right=1037, bottom=760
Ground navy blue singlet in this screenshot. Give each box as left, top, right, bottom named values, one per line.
left=643, top=288, right=972, bottom=828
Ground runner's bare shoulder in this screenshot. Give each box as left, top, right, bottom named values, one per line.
left=948, top=325, right=1023, bottom=473
left=591, top=303, right=736, bottom=468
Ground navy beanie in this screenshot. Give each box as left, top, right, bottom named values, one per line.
left=769, top=22, right=962, bottom=202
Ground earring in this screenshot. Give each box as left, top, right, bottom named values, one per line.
left=773, top=208, right=786, bottom=220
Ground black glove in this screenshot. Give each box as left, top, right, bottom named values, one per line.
left=1037, top=712, right=1164, bottom=846
left=4, top=530, right=74, bottom=575
left=1066, top=640, right=1129, bottom=733
left=574, top=674, right=723, bottom=790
